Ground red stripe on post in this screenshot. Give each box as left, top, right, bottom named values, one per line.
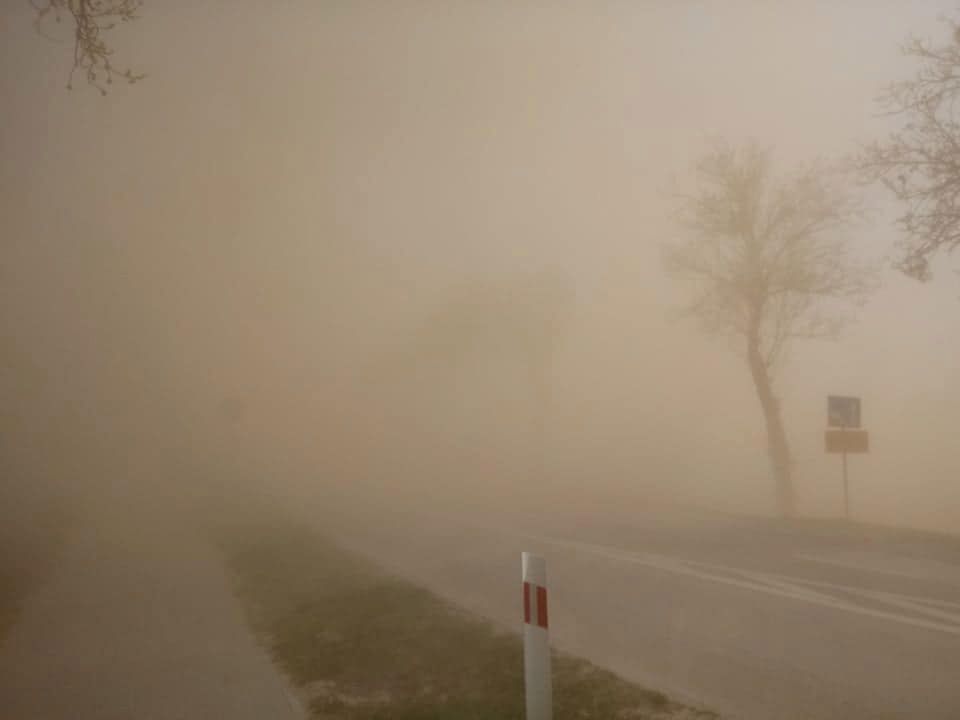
left=523, top=581, right=531, bottom=624
left=536, top=585, right=548, bottom=629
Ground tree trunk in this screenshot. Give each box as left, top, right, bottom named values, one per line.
left=746, top=333, right=796, bottom=518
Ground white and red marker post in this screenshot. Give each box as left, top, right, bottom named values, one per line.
left=522, top=552, right=552, bottom=720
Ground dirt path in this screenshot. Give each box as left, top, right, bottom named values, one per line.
left=0, top=503, right=303, bottom=720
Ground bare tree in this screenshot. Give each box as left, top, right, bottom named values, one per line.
left=858, top=16, right=960, bottom=281
left=665, top=141, right=872, bottom=518
left=31, top=0, right=144, bottom=94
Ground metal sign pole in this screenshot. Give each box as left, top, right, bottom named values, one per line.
left=840, top=423, right=849, bottom=520
left=843, top=445, right=849, bottom=520
left=826, top=396, right=867, bottom=522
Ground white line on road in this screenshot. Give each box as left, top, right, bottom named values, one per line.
left=795, top=551, right=960, bottom=585
left=503, top=530, right=960, bottom=638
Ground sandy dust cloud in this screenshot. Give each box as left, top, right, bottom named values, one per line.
left=2, top=0, right=958, bottom=532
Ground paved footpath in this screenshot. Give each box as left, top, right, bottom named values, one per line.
left=0, top=504, right=303, bottom=720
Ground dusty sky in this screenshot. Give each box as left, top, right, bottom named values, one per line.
left=2, top=1, right=958, bottom=530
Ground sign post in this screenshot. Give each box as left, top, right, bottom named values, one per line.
left=522, top=552, right=552, bottom=720
left=843, top=446, right=849, bottom=519
left=825, top=396, right=868, bottom=520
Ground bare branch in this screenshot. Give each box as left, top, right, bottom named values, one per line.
left=31, top=0, right=145, bottom=95
left=665, top=141, right=873, bottom=376
left=856, top=15, right=960, bottom=279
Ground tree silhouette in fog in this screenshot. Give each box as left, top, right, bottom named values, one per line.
left=858, top=16, right=960, bottom=281
left=665, top=141, right=872, bottom=518
left=386, top=270, right=574, bottom=482
left=31, top=0, right=144, bottom=94
left=414, top=271, right=573, bottom=386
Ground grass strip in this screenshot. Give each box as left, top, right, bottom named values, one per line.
left=0, top=500, right=73, bottom=644
left=219, top=519, right=716, bottom=720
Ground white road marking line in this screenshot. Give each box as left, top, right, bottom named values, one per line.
left=502, top=529, right=960, bottom=638
left=796, top=551, right=960, bottom=586
left=880, top=594, right=960, bottom=612
left=861, top=591, right=960, bottom=626
left=701, top=560, right=960, bottom=613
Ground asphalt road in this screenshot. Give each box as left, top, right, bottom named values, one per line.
left=0, top=503, right=304, bottom=720
left=322, top=500, right=960, bottom=720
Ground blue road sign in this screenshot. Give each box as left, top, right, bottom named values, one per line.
left=827, top=395, right=861, bottom=428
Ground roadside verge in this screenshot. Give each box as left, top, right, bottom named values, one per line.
left=218, top=518, right=717, bottom=720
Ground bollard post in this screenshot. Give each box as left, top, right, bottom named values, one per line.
left=522, top=552, right=552, bottom=720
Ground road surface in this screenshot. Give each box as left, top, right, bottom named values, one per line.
left=0, top=502, right=303, bottom=720
left=321, top=500, right=960, bottom=720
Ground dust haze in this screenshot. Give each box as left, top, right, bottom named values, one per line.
left=3, top=0, right=959, bottom=538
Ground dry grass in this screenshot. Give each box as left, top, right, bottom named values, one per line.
left=0, top=498, right=73, bottom=644
left=219, top=519, right=716, bottom=720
